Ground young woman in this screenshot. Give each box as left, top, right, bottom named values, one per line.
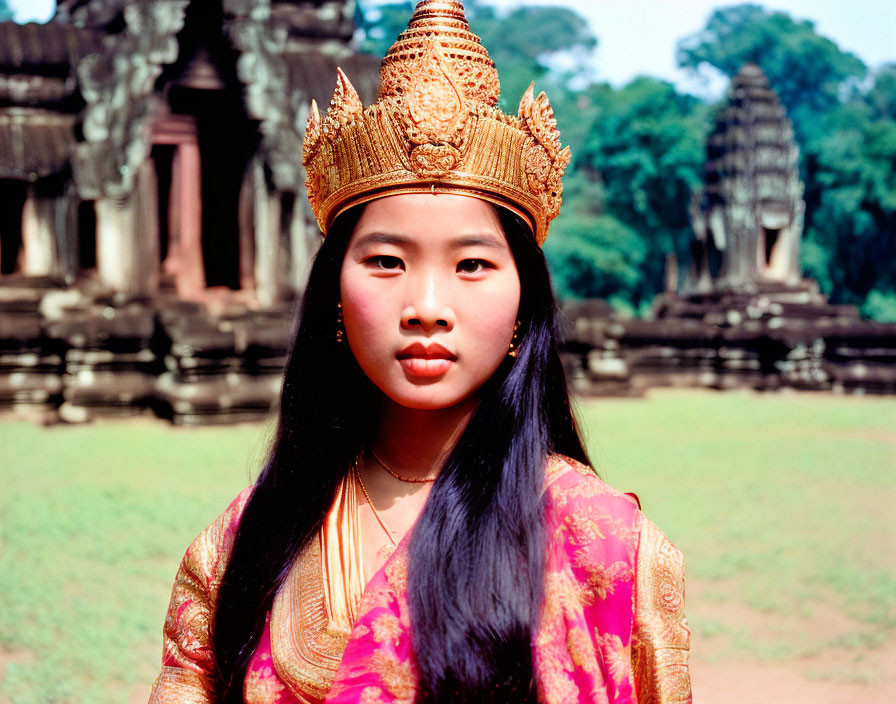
left=149, top=3, right=691, bottom=703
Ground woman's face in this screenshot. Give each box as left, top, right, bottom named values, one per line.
left=339, top=193, right=521, bottom=410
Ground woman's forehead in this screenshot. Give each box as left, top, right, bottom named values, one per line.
left=350, top=193, right=508, bottom=245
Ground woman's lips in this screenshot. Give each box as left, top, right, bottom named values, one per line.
left=398, top=357, right=454, bottom=377
left=397, top=342, right=456, bottom=377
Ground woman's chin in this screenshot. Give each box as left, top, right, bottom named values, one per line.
left=381, top=384, right=476, bottom=412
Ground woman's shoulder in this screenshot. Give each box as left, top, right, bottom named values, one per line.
left=544, top=454, right=641, bottom=518
left=178, top=486, right=254, bottom=586
left=543, top=454, right=644, bottom=556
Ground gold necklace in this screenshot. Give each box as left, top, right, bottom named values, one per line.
left=370, top=449, right=437, bottom=483
left=354, top=462, right=398, bottom=547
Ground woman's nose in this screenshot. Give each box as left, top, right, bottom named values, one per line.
left=401, top=272, right=455, bottom=332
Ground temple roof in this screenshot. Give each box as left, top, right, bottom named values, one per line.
left=0, top=0, right=377, bottom=194
left=700, top=63, right=801, bottom=213
left=0, top=21, right=100, bottom=70
left=0, top=110, right=77, bottom=179
left=0, top=22, right=100, bottom=109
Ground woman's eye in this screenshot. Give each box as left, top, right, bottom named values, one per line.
left=457, top=259, right=492, bottom=274
left=368, top=255, right=404, bottom=271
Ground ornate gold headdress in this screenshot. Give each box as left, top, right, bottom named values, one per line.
left=302, top=0, right=570, bottom=245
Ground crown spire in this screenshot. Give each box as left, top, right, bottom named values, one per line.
left=379, top=1, right=500, bottom=106
left=302, top=0, right=569, bottom=245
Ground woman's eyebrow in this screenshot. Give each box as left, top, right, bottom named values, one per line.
left=451, top=234, right=506, bottom=249
left=353, top=232, right=506, bottom=249
left=352, top=232, right=412, bottom=248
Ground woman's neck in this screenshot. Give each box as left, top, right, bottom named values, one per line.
left=371, top=396, right=478, bottom=481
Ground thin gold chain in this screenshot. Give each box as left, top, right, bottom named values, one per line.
left=354, top=461, right=398, bottom=547
left=370, top=449, right=437, bottom=483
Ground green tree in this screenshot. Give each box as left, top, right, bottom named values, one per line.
left=867, top=63, right=896, bottom=121
left=802, top=97, right=896, bottom=308
left=356, top=0, right=416, bottom=57
left=677, top=4, right=866, bottom=145
left=570, top=78, right=709, bottom=306
left=544, top=171, right=647, bottom=308
left=0, top=0, right=14, bottom=23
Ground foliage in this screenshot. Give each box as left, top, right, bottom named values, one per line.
left=867, top=63, right=896, bottom=121
left=571, top=78, right=709, bottom=306
left=861, top=290, right=896, bottom=322
left=544, top=171, right=646, bottom=309
left=803, top=101, right=896, bottom=304
left=0, top=0, right=13, bottom=23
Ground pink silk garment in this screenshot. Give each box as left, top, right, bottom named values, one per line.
left=148, top=455, right=691, bottom=704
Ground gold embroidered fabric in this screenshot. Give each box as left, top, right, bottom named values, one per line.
left=149, top=478, right=366, bottom=704
left=270, top=474, right=362, bottom=701
left=149, top=666, right=214, bottom=704
left=148, top=488, right=252, bottom=704
left=631, top=519, right=692, bottom=704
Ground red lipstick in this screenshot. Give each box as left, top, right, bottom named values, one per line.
left=397, top=342, right=456, bottom=377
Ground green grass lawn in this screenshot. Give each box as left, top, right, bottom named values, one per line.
left=1, top=390, right=894, bottom=703
left=579, top=390, right=896, bottom=675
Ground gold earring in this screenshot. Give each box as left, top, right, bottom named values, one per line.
left=336, top=302, right=345, bottom=343
left=507, top=320, right=521, bottom=357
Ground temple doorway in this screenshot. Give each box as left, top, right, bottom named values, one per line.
left=763, top=226, right=780, bottom=265
left=168, top=85, right=256, bottom=291
left=147, top=0, right=260, bottom=302
left=149, top=89, right=258, bottom=300
left=77, top=200, right=96, bottom=272
left=0, top=180, right=27, bottom=275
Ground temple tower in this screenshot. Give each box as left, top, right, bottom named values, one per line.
left=687, top=63, right=805, bottom=295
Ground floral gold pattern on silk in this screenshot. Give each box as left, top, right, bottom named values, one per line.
left=302, top=0, right=570, bottom=245
left=149, top=457, right=691, bottom=704
left=631, top=520, right=693, bottom=704
left=149, top=488, right=254, bottom=704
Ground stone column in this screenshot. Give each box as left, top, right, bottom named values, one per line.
left=21, top=185, right=56, bottom=276
left=96, top=194, right=138, bottom=293
left=162, top=146, right=182, bottom=282
left=55, top=185, right=80, bottom=285
left=289, top=189, right=321, bottom=298
left=238, top=166, right=255, bottom=292
left=252, top=158, right=280, bottom=308
left=174, top=141, right=205, bottom=300
left=135, top=159, right=161, bottom=295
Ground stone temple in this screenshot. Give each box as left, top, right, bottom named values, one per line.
left=562, top=65, right=896, bottom=397
left=0, top=0, right=377, bottom=423
left=687, top=63, right=806, bottom=296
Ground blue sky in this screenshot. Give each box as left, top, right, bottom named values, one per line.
left=10, top=0, right=895, bottom=97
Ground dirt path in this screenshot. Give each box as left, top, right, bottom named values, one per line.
left=687, top=575, right=896, bottom=703
left=691, top=644, right=896, bottom=704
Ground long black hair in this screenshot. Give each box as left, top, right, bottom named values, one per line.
left=211, top=205, right=590, bottom=703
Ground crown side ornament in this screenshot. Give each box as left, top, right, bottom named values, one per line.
left=302, top=0, right=570, bottom=245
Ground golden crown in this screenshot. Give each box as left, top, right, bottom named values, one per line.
left=302, top=0, right=570, bottom=246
